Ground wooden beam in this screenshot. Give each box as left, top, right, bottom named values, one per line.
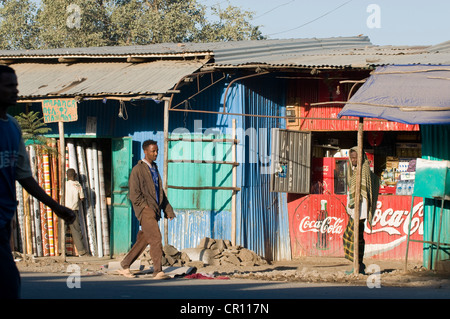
left=353, top=117, right=364, bottom=274
left=163, top=99, right=169, bottom=246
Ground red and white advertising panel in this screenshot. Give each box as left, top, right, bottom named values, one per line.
left=288, top=194, right=424, bottom=260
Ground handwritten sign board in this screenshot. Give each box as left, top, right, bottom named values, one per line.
left=42, top=99, right=78, bottom=123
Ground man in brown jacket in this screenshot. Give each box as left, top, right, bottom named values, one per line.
left=117, top=140, right=175, bottom=279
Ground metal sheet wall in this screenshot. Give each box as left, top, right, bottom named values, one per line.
left=22, top=75, right=292, bottom=261
left=237, top=77, right=291, bottom=261
left=420, top=124, right=450, bottom=269
left=166, top=210, right=232, bottom=249
left=298, top=104, right=420, bottom=131
left=164, top=74, right=292, bottom=260
left=270, top=129, right=311, bottom=194
left=287, top=78, right=420, bottom=131
left=162, top=74, right=235, bottom=249
left=27, top=98, right=165, bottom=243
left=288, top=194, right=424, bottom=260
left=168, top=135, right=233, bottom=211
left=27, top=99, right=166, bottom=164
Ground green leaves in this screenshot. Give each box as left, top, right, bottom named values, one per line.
left=200, top=5, right=264, bottom=42
left=14, top=111, right=52, bottom=147
left=0, top=0, right=38, bottom=50
left=0, top=0, right=264, bottom=49
left=36, top=0, right=110, bottom=49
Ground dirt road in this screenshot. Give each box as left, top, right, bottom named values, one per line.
left=14, top=252, right=450, bottom=289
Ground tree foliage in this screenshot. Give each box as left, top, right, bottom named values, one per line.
left=36, top=0, right=110, bottom=48
left=14, top=111, right=52, bottom=148
left=0, top=0, right=265, bottom=49
left=0, top=0, right=38, bottom=49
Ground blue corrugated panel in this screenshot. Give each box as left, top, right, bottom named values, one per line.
left=24, top=98, right=166, bottom=244
left=163, top=74, right=291, bottom=261
left=22, top=75, right=292, bottom=261
left=421, top=124, right=450, bottom=269
left=236, top=77, right=291, bottom=261
left=168, top=134, right=233, bottom=210
left=165, top=210, right=232, bottom=249
left=27, top=99, right=166, bottom=164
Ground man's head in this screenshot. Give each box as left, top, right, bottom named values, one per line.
left=349, top=149, right=358, bottom=167
left=143, top=140, right=158, bottom=163
left=67, top=168, right=77, bottom=181
left=0, top=65, right=18, bottom=110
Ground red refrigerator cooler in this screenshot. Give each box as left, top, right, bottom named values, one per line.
left=311, top=157, right=348, bottom=195
left=311, top=153, right=374, bottom=195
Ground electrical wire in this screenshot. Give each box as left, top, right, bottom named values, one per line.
left=267, top=0, right=353, bottom=36
left=253, top=0, right=297, bottom=20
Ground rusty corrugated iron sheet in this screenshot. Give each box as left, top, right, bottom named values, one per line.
left=298, top=104, right=420, bottom=131
left=12, top=60, right=205, bottom=99
left=287, top=78, right=420, bottom=131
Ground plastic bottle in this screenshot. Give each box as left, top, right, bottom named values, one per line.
left=396, top=181, right=403, bottom=195
left=408, top=180, right=414, bottom=195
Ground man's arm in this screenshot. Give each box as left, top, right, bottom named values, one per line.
left=161, top=191, right=175, bottom=220
left=128, top=167, right=147, bottom=214
left=19, top=176, right=75, bottom=224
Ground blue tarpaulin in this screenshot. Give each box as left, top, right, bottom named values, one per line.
left=338, top=65, right=450, bottom=124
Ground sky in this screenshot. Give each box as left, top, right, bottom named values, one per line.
left=203, top=0, right=450, bottom=46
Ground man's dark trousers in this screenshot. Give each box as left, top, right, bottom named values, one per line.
left=0, top=222, right=20, bottom=299
left=120, top=207, right=163, bottom=273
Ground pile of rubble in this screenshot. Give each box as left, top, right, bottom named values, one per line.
left=142, top=237, right=268, bottom=269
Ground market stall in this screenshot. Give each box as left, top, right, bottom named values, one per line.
left=338, top=64, right=450, bottom=270
left=284, top=75, right=425, bottom=261
left=288, top=140, right=424, bottom=261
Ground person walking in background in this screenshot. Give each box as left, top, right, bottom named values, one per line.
left=117, top=140, right=175, bottom=279
left=343, top=146, right=379, bottom=274
left=65, top=168, right=88, bottom=256
left=0, top=65, right=75, bottom=299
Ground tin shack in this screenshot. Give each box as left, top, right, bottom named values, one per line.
left=4, top=36, right=449, bottom=264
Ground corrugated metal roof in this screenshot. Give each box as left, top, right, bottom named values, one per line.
left=0, top=36, right=371, bottom=58
left=4, top=36, right=450, bottom=100
left=2, top=37, right=450, bottom=70
left=12, top=60, right=205, bottom=99
left=0, top=43, right=212, bottom=58
left=204, top=36, right=373, bottom=64
left=428, top=40, right=450, bottom=53
left=209, top=42, right=450, bottom=68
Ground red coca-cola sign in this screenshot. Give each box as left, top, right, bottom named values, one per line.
left=288, top=194, right=423, bottom=260
left=298, top=216, right=345, bottom=235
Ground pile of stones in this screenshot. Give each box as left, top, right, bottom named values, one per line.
left=142, top=237, right=267, bottom=268
left=194, top=237, right=268, bottom=268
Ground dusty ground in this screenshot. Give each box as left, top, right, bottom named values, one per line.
left=14, top=252, right=450, bottom=289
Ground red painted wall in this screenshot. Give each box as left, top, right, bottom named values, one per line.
left=288, top=194, right=424, bottom=260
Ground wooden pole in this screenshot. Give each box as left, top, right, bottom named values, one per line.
left=58, top=121, right=66, bottom=261
left=353, top=117, right=364, bottom=274
left=163, top=98, right=170, bottom=246
left=231, top=119, right=237, bottom=246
